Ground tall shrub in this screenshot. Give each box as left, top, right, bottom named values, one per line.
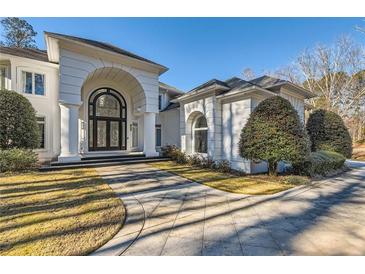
left=0, top=89, right=40, bottom=149
left=306, top=109, right=352, bottom=158
left=239, top=96, right=310, bottom=175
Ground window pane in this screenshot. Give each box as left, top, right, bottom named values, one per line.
left=22, top=71, right=32, bottom=94
left=132, top=123, right=138, bottom=147
left=89, top=104, right=93, bottom=116
left=0, top=67, right=6, bottom=90
left=89, top=119, right=93, bottom=148
left=95, top=94, right=120, bottom=117
left=37, top=117, right=45, bottom=149
left=194, top=130, right=207, bottom=153
left=35, top=73, right=45, bottom=95
left=195, top=116, right=207, bottom=128
left=110, top=121, right=119, bottom=147
left=156, top=125, right=161, bottom=147
left=96, top=120, right=107, bottom=147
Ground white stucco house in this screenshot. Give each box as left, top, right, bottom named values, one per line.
left=0, top=32, right=315, bottom=173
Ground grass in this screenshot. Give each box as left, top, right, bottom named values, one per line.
left=150, top=161, right=309, bottom=195
left=0, top=168, right=125, bottom=256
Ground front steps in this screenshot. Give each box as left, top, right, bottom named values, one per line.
left=40, top=153, right=170, bottom=171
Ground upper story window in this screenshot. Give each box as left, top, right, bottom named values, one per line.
left=21, top=71, right=45, bottom=96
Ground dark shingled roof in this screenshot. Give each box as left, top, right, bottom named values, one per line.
left=176, top=75, right=315, bottom=100
left=45, top=31, right=166, bottom=68
left=188, top=78, right=230, bottom=93
left=0, top=46, right=50, bottom=63
left=161, top=102, right=180, bottom=112
left=247, top=75, right=287, bottom=89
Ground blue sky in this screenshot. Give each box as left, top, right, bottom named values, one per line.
left=1, top=18, right=365, bottom=91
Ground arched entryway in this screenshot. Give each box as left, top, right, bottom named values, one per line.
left=88, top=88, right=127, bottom=151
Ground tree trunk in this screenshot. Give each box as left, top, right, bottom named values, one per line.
left=268, top=161, right=278, bottom=176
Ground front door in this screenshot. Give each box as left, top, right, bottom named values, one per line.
left=88, top=88, right=127, bottom=151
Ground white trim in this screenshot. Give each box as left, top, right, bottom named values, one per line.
left=45, top=32, right=168, bottom=74
left=17, top=66, right=47, bottom=97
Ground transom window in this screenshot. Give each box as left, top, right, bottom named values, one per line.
left=22, top=71, right=45, bottom=95
left=193, top=115, right=208, bottom=153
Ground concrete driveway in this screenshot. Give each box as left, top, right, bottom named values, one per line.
left=92, top=161, right=365, bottom=256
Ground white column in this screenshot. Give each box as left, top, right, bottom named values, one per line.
left=143, top=112, right=158, bottom=157
left=58, top=102, right=81, bottom=162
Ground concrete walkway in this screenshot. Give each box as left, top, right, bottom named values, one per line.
left=92, top=161, right=365, bottom=256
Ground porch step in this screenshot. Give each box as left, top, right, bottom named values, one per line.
left=50, top=154, right=146, bottom=166
left=40, top=156, right=170, bottom=172
left=81, top=153, right=145, bottom=161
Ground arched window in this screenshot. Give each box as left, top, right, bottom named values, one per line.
left=193, top=115, right=208, bottom=153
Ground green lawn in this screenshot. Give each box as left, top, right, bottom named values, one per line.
left=150, top=161, right=309, bottom=195
left=0, top=168, right=125, bottom=256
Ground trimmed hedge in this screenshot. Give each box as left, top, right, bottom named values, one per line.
left=306, top=109, right=352, bottom=158
left=0, top=89, right=40, bottom=149
left=0, top=149, right=38, bottom=172
left=239, top=96, right=310, bottom=175
left=292, top=150, right=345, bottom=177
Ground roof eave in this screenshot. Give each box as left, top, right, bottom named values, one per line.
left=44, top=32, right=168, bottom=75
left=216, top=85, right=278, bottom=100
left=269, top=82, right=317, bottom=99
left=174, top=84, right=230, bottom=102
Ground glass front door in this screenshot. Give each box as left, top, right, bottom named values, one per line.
left=88, top=88, right=127, bottom=151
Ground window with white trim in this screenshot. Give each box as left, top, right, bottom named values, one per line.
left=155, top=124, right=161, bottom=147
left=37, top=116, right=46, bottom=149
left=193, top=116, right=208, bottom=153
left=0, top=65, right=8, bottom=90
left=21, top=71, right=45, bottom=95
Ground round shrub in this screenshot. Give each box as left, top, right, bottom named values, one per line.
left=306, top=109, right=352, bottom=158
left=0, top=89, right=40, bottom=149
left=0, top=148, right=38, bottom=172
left=292, top=150, right=345, bottom=177
left=239, top=96, right=310, bottom=175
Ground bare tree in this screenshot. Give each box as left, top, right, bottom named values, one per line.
left=274, top=36, right=365, bottom=142
left=242, top=68, right=256, bottom=81
left=1, top=17, right=37, bottom=48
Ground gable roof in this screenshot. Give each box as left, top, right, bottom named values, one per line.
left=44, top=31, right=167, bottom=70
left=0, top=46, right=51, bottom=63
left=189, top=78, right=230, bottom=93
left=174, top=75, right=316, bottom=101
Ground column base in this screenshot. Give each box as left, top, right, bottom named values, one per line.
left=58, top=154, right=81, bottom=163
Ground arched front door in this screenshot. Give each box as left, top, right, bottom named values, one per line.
left=88, top=88, right=127, bottom=151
